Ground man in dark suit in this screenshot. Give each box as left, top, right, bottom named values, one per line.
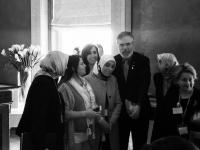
left=112, top=31, right=152, bottom=150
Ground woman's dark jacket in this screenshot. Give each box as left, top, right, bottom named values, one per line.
left=16, top=75, right=64, bottom=150
left=153, top=73, right=165, bottom=113
left=152, top=85, right=200, bottom=142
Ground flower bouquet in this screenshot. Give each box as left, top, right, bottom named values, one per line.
left=1, top=44, right=41, bottom=97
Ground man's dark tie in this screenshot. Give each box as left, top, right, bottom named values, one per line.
left=123, top=60, right=129, bottom=81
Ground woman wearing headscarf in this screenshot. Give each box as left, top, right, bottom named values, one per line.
left=81, top=44, right=100, bottom=75
left=154, top=53, right=179, bottom=110
left=152, top=63, right=200, bottom=141
left=84, top=55, right=122, bottom=150
left=58, top=55, right=100, bottom=150
left=151, top=53, right=179, bottom=142
left=16, top=51, right=69, bottom=150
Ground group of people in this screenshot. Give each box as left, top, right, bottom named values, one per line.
left=151, top=53, right=200, bottom=142
left=15, top=31, right=200, bottom=150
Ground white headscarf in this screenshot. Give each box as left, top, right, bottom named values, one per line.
left=157, top=53, right=179, bottom=69
left=40, top=51, right=69, bottom=76
left=157, top=53, right=179, bottom=81
left=93, top=54, right=116, bottom=75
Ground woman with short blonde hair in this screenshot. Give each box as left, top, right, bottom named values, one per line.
left=152, top=62, right=200, bottom=142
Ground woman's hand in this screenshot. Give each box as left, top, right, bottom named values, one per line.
left=98, top=117, right=110, bottom=133
left=85, top=109, right=96, bottom=119
left=129, top=105, right=140, bottom=119
left=125, top=99, right=132, bottom=115
left=191, top=111, right=200, bottom=125
left=94, top=111, right=102, bottom=120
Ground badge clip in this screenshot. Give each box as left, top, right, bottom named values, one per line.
left=177, top=102, right=180, bottom=107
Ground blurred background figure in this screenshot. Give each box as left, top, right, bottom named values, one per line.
left=142, top=136, right=199, bottom=150
left=81, top=44, right=100, bottom=75
left=96, top=44, right=104, bottom=57
left=73, top=47, right=80, bottom=55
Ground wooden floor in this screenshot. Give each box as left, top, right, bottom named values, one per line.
left=10, top=128, right=20, bottom=150
left=9, top=128, right=133, bottom=150
left=9, top=121, right=154, bottom=150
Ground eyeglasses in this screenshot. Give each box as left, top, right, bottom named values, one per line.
left=117, top=42, right=133, bottom=48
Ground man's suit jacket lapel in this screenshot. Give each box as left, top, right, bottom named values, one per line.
left=127, top=52, right=137, bottom=82
left=115, top=55, right=126, bottom=83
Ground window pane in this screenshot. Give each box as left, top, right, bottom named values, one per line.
left=51, top=25, right=111, bottom=55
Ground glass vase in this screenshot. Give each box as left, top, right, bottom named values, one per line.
left=18, top=69, right=32, bottom=102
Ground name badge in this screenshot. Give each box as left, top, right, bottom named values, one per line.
left=177, top=124, right=188, bottom=135
left=104, top=109, right=108, bottom=116
left=172, top=107, right=183, bottom=114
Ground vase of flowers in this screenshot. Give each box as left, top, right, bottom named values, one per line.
left=1, top=44, right=41, bottom=101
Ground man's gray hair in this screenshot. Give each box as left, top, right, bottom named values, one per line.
left=117, top=31, right=134, bottom=40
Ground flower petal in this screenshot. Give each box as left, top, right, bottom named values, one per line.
left=1, top=49, right=6, bottom=56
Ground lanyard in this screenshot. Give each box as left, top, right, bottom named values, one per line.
left=178, top=94, right=191, bottom=124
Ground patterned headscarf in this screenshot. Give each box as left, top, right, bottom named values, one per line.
left=39, top=51, right=69, bottom=77
left=157, top=53, right=179, bottom=81
left=93, top=54, right=116, bottom=75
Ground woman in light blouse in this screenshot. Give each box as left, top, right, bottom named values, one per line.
left=58, top=55, right=100, bottom=150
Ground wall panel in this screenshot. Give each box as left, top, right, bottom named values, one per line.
left=0, top=0, right=31, bottom=84
left=132, top=0, right=200, bottom=94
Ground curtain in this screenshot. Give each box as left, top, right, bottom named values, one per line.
left=52, top=0, right=111, bottom=26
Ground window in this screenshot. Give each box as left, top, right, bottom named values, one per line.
left=51, top=0, right=111, bottom=55
left=52, top=25, right=111, bottom=55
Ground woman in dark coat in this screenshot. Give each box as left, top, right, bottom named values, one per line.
left=154, top=53, right=179, bottom=113
left=16, top=51, right=69, bottom=150
left=152, top=62, right=200, bottom=141
left=151, top=53, right=179, bottom=142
